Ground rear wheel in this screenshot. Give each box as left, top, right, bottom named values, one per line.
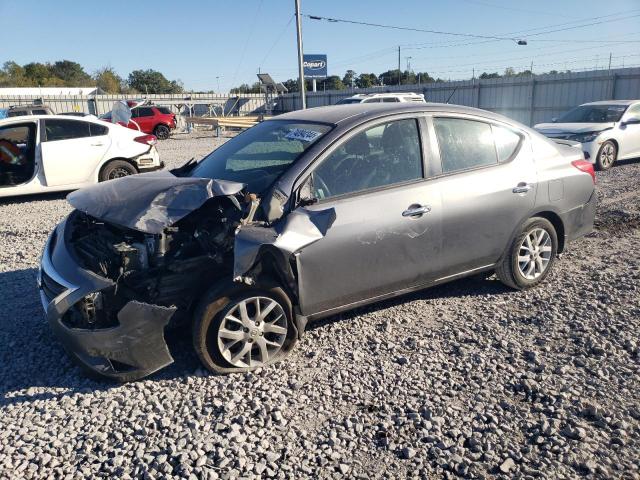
left=496, top=217, right=558, bottom=290
left=153, top=124, right=171, bottom=140
left=596, top=140, right=617, bottom=171
left=99, top=160, right=137, bottom=182
left=193, top=287, right=296, bottom=374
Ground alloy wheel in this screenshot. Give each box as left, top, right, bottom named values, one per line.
left=517, top=228, right=552, bottom=280
left=599, top=143, right=615, bottom=168
left=217, top=296, right=288, bottom=368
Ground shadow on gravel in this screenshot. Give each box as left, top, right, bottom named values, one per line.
left=615, top=156, right=640, bottom=167
left=0, top=268, right=201, bottom=406
left=0, top=191, right=68, bottom=205
left=308, top=274, right=512, bottom=332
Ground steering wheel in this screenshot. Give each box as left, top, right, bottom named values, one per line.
left=313, top=173, right=331, bottom=199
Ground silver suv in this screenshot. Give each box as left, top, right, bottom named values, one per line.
left=336, top=92, right=426, bottom=104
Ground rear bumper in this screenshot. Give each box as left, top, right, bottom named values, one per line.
left=135, top=146, right=162, bottom=171
left=38, top=218, right=175, bottom=381
left=561, top=189, right=597, bottom=243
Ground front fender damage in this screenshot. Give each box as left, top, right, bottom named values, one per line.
left=232, top=207, right=336, bottom=336
left=54, top=301, right=177, bottom=381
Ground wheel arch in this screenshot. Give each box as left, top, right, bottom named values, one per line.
left=529, top=210, right=566, bottom=253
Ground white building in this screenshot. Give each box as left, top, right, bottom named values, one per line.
left=0, top=87, right=105, bottom=96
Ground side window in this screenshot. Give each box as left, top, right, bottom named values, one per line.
left=130, top=108, right=140, bottom=118
left=312, top=118, right=423, bottom=199
left=626, top=104, right=640, bottom=119
left=32, top=109, right=49, bottom=115
left=362, top=98, right=381, bottom=103
left=44, top=119, right=91, bottom=142
left=433, top=118, right=497, bottom=173
left=157, top=107, right=172, bottom=114
left=0, top=123, right=37, bottom=185
left=90, top=123, right=109, bottom=136
left=492, top=125, right=522, bottom=162
left=138, top=107, right=155, bottom=117
left=382, top=97, right=399, bottom=103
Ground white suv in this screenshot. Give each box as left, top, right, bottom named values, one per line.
left=336, top=92, right=426, bottom=105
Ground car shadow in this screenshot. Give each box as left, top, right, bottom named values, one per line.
left=307, top=273, right=511, bottom=332
left=0, top=191, right=68, bottom=205
left=0, top=267, right=509, bottom=405
left=615, top=155, right=640, bottom=167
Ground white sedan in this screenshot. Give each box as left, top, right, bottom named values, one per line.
left=0, top=115, right=163, bottom=198
left=535, top=100, right=640, bottom=170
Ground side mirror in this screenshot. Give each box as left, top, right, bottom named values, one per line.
left=551, top=117, right=557, bottom=123
left=298, top=176, right=317, bottom=207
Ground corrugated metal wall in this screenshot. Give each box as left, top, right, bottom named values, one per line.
left=277, top=67, right=640, bottom=126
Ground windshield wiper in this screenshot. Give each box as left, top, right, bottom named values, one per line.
left=170, top=157, right=197, bottom=176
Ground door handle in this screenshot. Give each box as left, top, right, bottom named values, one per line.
left=512, top=183, right=532, bottom=194
left=402, top=204, right=431, bottom=217
left=91, top=143, right=104, bottom=146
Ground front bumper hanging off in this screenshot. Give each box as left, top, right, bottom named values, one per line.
left=38, top=219, right=176, bottom=381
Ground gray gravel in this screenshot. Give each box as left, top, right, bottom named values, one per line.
left=1, top=131, right=638, bottom=479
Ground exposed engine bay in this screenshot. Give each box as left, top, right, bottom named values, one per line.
left=65, top=190, right=260, bottom=330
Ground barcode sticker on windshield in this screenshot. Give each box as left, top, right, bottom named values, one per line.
left=285, top=128, right=322, bottom=143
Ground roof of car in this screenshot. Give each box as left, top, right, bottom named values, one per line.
left=0, top=114, right=102, bottom=124
left=273, top=102, right=514, bottom=126
left=582, top=100, right=639, bottom=106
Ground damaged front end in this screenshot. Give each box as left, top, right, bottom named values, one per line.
left=39, top=171, right=335, bottom=381
left=40, top=172, right=254, bottom=381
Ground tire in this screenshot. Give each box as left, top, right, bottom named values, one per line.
left=496, top=217, right=558, bottom=290
left=193, top=286, right=297, bottom=374
left=99, top=160, right=137, bottom=182
left=153, top=124, right=171, bottom=140
left=595, top=140, right=617, bottom=171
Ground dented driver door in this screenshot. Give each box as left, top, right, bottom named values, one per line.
left=293, top=116, right=443, bottom=317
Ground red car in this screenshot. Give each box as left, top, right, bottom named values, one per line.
left=101, top=105, right=177, bottom=140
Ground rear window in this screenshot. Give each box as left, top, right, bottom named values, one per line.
left=8, top=111, right=27, bottom=117
left=434, top=118, right=497, bottom=173
left=90, top=123, right=109, bottom=136
left=44, top=119, right=91, bottom=141
left=157, top=107, right=172, bottom=114
left=32, top=109, right=49, bottom=115
left=492, top=125, right=522, bottom=162
left=137, top=107, right=155, bottom=117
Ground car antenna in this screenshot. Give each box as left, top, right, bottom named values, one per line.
left=445, top=86, right=458, bottom=104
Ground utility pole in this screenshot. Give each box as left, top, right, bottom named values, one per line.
left=405, top=56, right=412, bottom=72
left=397, top=46, right=401, bottom=86
left=608, top=52, right=612, bottom=73
left=295, top=0, right=306, bottom=109
left=530, top=61, right=534, bottom=76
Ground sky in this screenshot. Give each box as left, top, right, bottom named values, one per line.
left=1, top=0, right=640, bottom=92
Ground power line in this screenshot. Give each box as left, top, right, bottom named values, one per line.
left=458, top=0, right=572, bottom=18
left=259, top=14, right=295, bottom=69
left=305, top=14, right=524, bottom=43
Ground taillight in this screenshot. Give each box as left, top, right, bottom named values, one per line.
left=571, top=160, right=596, bottom=184
left=134, top=134, right=157, bottom=146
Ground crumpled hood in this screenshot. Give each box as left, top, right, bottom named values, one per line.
left=67, top=171, right=245, bottom=234
left=534, top=122, right=614, bottom=136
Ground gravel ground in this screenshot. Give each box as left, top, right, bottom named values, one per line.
left=0, top=131, right=638, bottom=479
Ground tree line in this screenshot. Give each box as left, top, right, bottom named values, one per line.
left=0, top=60, right=184, bottom=94
left=231, top=66, right=569, bottom=93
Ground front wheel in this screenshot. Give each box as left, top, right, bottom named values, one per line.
left=99, top=160, right=137, bottom=182
left=496, top=217, right=558, bottom=290
left=596, top=140, right=617, bottom=171
left=193, top=287, right=296, bottom=374
left=153, top=124, right=171, bottom=140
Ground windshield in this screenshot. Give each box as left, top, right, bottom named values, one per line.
left=336, top=98, right=362, bottom=104
left=190, top=120, right=331, bottom=193
left=557, top=104, right=627, bottom=123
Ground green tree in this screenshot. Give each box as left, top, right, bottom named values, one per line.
left=479, top=72, right=501, bottom=79
left=94, top=67, right=122, bottom=93
left=230, top=82, right=262, bottom=94
left=50, top=60, right=92, bottom=85
left=322, top=75, right=345, bottom=90
left=356, top=73, right=377, bottom=88
left=378, top=69, right=402, bottom=86
left=0, top=61, right=30, bottom=86
left=342, top=70, right=357, bottom=88
left=503, top=67, right=516, bottom=77
left=24, top=62, right=58, bottom=85
left=128, top=69, right=183, bottom=94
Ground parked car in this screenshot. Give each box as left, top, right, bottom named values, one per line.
left=101, top=105, right=177, bottom=140
left=0, top=115, right=163, bottom=198
left=7, top=104, right=54, bottom=117
left=534, top=100, right=640, bottom=170
left=39, top=103, right=596, bottom=381
left=336, top=92, right=426, bottom=104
